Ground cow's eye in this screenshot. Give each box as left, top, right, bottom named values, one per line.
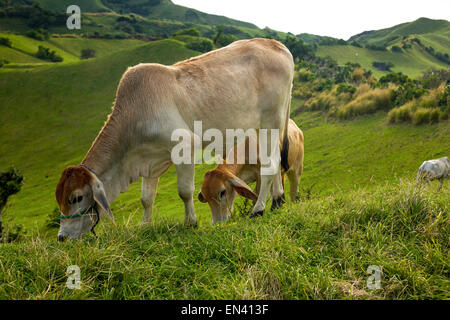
left=77, top=196, right=83, bottom=203
left=219, top=189, right=226, bottom=199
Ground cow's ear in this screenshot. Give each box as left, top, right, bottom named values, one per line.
left=230, top=176, right=258, bottom=202
left=90, top=176, right=115, bottom=225
left=198, top=192, right=207, bottom=203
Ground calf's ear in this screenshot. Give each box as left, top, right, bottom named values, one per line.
left=230, top=176, right=258, bottom=202
left=198, top=192, right=207, bottom=203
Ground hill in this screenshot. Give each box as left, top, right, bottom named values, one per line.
left=348, top=17, right=450, bottom=46
left=0, top=179, right=448, bottom=299
left=316, top=42, right=449, bottom=78
left=18, top=0, right=258, bottom=29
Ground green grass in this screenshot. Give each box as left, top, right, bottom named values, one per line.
left=0, top=180, right=448, bottom=299
left=48, top=37, right=144, bottom=58
left=316, top=43, right=449, bottom=78
left=349, top=17, right=450, bottom=46
left=0, top=33, right=79, bottom=64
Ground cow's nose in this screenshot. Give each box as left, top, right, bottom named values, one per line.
left=58, top=235, right=66, bottom=242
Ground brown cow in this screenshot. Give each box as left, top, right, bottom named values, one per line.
left=198, top=119, right=304, bottom=224
left=55, top=38, right=294, bottom=240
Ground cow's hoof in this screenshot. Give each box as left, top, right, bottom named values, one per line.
left=250, top=210, right=264, bottom=218
left=185, top=220, right=198, bottom=229
left=271, top=194, right=286, bottom=211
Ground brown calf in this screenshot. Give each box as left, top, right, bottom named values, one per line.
left=198, top=119, right=304, bottom=224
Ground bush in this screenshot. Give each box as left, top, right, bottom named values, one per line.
left=213, top=25, right=238, bottom=48
left=25, top=28, right=49, bottom=41
left=412, top=108, right=431, bottom=125
left=352, top=68, right=365, bottom=83
left=36, top=45, right=63, bottom=62
left=372, top=61, right=394, bottom=71
left=0, top=167, right=23, bottom=239
left=0, top=36, right=12, bottom=47
left=174, top=28, right=200, bottom=37
left=0, top=59, right=9, bottom=68
left=297, top=68, right=315, bottom=82
left=45, top=207, right=60, bottom=229
left=391, top=45, right=402, bottom=53
left=81, top=48, right=96, bottom=59
left=337, top=88, right=393, bottom=119
left=336, top=83, right=356, bottom=95
left=186, top=39, right=213, bottom=53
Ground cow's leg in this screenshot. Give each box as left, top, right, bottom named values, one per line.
left=287, top=170, right=301, bottom=202
left=250, top=173, right=273, bottom=218
left=271, top=169, right=285, bottom=210
left=141, top=177, right=159, bottom=224
left=437, top=178, right=443, bottom=191
left=175, top=163, right=197, bottom=227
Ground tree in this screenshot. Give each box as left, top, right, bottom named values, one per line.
left=213, top=25, right=237, bottom=48
left=0, top=167, right=23, bottom=238
left=0, top=36, right=12, bottom=47
left=81, top=48, right=96, bottom=59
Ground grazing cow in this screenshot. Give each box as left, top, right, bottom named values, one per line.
left=55, top=38, right=294, bottom=240
left=417, top=156, right=450, bottom=191
left=198, top=119, right=304, bottom=224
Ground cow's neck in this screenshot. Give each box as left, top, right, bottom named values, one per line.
left=81, top=117, right=144, bottom=204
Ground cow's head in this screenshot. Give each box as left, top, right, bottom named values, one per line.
left=198, top=169, right=257, bottom=224
left=55, top=165, right=114, bottom=241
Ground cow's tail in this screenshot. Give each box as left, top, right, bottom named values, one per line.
left=280, top=83, right=292, bottom=172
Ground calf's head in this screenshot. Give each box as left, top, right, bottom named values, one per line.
left=55, top=165, right=114, bottom=241
left=198, top=169, right=257, bottom=224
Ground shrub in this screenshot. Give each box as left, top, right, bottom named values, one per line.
left=0, top=59, right=9, bottom=68
left=429, top=109, right=440, bottom=124
left=36, top=45, right=63, bottom=62
left=0, top=167, right=23, bottom=239
left=372, top=61, right=394, bottom=71
left=388, top=102, right=414, bottom=123
left=45, top=207, right=60, bottom=229
left=81, top=48, right=96, bottom=59
left=25, top=28, right=49, bottom=41
left=352, top=68, right=365, bottom=83
left=337, top=88, right=393, bottom=119
left=366, top=44, right=387, bottom=51
left=0, top=36, right=12, bottom=47
left=174, top=28, right=200, bottom=37
left=412, top=108, right=431, bottom=125
left=336, top=83, right=356, bottom=95
left=186, top=39, right=213, bottom=53
left=297, top=68, right=314, bottom=82
left=391, top=45, right=402, bottom=53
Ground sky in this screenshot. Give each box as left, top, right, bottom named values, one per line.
left=172, top=0, right=450, bottom=40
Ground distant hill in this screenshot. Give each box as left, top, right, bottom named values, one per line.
left=296, top=33, right=340, bottom=45
left=32, top=0, right=258, bottom=29
left=348, top=17, right=450, bottom=46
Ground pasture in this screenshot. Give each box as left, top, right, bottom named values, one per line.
left=0, top=35, right=449, bottom=299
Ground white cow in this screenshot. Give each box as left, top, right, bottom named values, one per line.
left=417, top=156, right=450, bottom=191
left=55, top=38, right=294, bottom=240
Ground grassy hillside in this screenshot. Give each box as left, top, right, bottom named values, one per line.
left=348, top=17, right=450, bottom=46
left=0, top=179, right=448, bottom=299
left=316, top=42, right=449, bottom=78
left=29, top=0, right=257, bottom=29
